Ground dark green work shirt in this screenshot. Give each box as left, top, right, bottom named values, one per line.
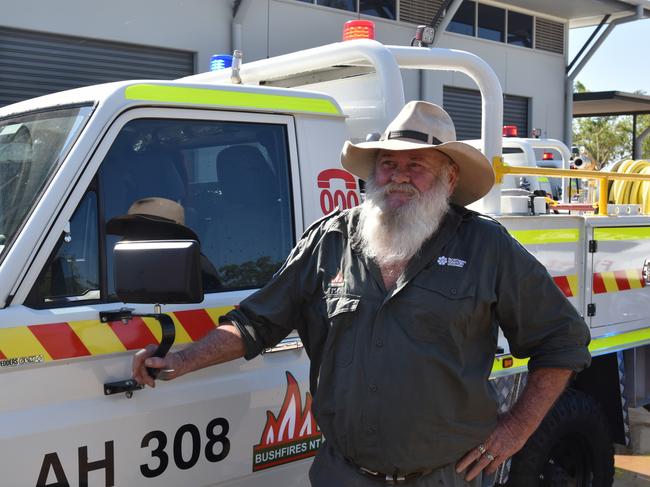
left=223, top=204, right=591, bottom=474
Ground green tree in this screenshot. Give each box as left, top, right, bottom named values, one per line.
left=617, top=91, right=650, bottom=160
left=573, top=116, right=629, bottom=168
left=573, top=83, right=650, bottom=167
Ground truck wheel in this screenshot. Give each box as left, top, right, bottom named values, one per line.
left=504, top=388, right=614, bottom=487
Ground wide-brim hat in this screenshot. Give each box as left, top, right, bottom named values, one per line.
left=341, top=101, right=495, bottom=206
left=106, top=197, right=199, bottom=241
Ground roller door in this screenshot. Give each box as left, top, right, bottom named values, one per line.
left=443, top=86, right=530, bottom=140
left=0, top=27, right=194, bottom=107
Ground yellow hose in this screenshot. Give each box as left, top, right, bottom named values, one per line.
left=608, top=159, right=650, bottom=214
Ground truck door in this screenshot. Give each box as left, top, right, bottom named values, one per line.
left=0, top=108, right=318, bottom=486
left=589, top=225, right=650, bottom=329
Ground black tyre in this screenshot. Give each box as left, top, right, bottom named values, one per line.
left=504, top=388, right=614, bottom=487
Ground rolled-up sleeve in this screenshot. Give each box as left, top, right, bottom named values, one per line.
left=219, top=219, right=327, bottom=360
left=494, top=228, right=591, bottom=372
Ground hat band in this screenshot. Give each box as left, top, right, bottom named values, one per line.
left=387, top=130, right=443, bottom=145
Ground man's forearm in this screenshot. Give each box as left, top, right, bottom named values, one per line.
left=175, top=322, right=246, bottom=375
left=507, top=367, right=572, bottom=436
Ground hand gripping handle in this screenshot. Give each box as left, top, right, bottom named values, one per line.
left=141, top=313, right=176, bottom=380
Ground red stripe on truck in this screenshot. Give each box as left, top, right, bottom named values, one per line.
left=109, top=316, right=159, bottom=350
left=174, top=309, right=218, bottom=341
left=593, top=273, right=606, bottom=294
left=29, top=322, right=91, bottom=359
left=614, top=270, right=631, bottom=291
left=553, top=276, right=573, bottom=297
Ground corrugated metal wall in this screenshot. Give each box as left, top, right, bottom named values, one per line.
left=0, top=27, right=195, bottom=107
left=443, top=86, right=483, bottom=140
left=443, top=86, right=529, bottom=139
left=503, top=93, right=529, bottom=137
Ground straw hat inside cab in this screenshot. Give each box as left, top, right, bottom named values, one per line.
left=106, top=197, right=199, bottom=241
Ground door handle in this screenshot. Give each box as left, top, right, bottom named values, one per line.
left=263, top=336, right=304, bottom=354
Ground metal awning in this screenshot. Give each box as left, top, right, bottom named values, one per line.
left=573, top=91, right=650, bottom=117
left=573, top=91, right=650, bottom=159
left=504, top=0, right=649, bottom=27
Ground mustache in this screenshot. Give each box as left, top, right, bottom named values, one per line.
left=381, top=182, right=420, bottom=197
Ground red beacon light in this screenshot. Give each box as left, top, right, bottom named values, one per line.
left=543, top=152, right=554, bottom=160
left=342, top=20, right=375, bottom=41
left=502, top=125, right=518, bottom=137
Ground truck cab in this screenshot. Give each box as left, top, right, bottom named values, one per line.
left=0, top=80, right=353, bottom=486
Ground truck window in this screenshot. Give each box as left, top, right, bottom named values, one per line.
left=99, top=118, right=294, bottom=296
left=27, top=191, right=100, bottom=306
left=0, top=105, right=92, bottom=263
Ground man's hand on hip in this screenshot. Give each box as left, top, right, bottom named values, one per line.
left=455, top=367, right=573, bottom=481
left=455, top=411, right=528, bottom=481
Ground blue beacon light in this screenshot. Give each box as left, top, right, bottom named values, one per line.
left=210, top=54, right=234, bottom=71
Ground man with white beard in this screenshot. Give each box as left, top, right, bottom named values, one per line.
left=359, top=150, right=455, bottom=281
left=133, top=101, right=590, bottom=486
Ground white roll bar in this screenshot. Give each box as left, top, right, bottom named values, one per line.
left=184, top=40, right=405, bottom=138
left=386, top=46, right=503, bottom=214
left=184, top=39, right=504, bottom=214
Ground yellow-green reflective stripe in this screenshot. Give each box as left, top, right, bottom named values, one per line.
left=124, top=84, right=341, bottom=115
left=492, top=356, right=528, bottom=374
left=491, top=327, right=650, bottom=376
left=538, top=177, right=549, bottom=182
left=589, top=328, right=650, bottom=355
left=594, top=227, right=650, bottom=241
left=509, top=228, right=579, bottom=245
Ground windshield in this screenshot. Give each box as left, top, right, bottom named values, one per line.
left=0, top=105, right=92, bottom=257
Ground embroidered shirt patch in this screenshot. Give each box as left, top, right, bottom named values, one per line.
left=437, top=256, right=466, bottom=268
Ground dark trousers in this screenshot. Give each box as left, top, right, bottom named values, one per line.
left=309, top=443, right=487, bottom=487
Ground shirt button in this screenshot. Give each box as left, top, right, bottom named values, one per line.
left=369, top=384, right=378, bottom=392
left=375, top=338, right=383, bottom=347
left=450, top=288, right=457, bottom=295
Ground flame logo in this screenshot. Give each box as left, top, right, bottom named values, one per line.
left=257, top=371, right=320, bottom=446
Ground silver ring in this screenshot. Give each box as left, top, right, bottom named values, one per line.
left=484, top=452, right=495, bottom=462
left=477, top=444, right=487, bottom=455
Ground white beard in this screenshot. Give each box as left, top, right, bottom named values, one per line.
left=359, top=171, right=452, bottom=267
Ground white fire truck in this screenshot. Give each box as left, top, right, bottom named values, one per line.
left=1, top=23, right=649, bottom=487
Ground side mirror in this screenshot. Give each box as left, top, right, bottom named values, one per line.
left=114, top=240, right=203, bottom=304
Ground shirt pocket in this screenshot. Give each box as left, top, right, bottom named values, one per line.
left=324, top=293, right=360, bottom=367
left=405, top=276, right=476, bottom=344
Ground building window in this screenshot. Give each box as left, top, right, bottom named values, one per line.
left=447, top=1, right=476, bottom=36
left=477, top=3, right=504, bottom=42
left=444, top=2, right=550, bottom=52
left=316, top=0, right=356, bottom=12
left=508, top=10, right=533, bottom=48
left=308, top=0, right=396, bottom=19
left=360, top=0, right=396, bottom=20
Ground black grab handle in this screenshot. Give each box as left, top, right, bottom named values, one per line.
left=101, top=309, right=176, bottom=396
left=140, top=313, right=176, bottom=380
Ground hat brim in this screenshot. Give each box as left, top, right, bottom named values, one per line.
left=106, top=214, right=199, bottom=241
left=341, top=139, right=495, bottom=206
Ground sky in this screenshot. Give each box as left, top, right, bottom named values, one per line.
left=568, top=18, right=650, bottom=94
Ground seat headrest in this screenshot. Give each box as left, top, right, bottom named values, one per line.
left=216, top=146, right=277, bottom=202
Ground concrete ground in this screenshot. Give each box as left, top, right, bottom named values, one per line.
left=615, top=455, right=650, bottom=486
left=615, top=407, right=650, bottom=486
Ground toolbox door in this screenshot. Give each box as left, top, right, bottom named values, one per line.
left=589, top=226, right=650, bottom=328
